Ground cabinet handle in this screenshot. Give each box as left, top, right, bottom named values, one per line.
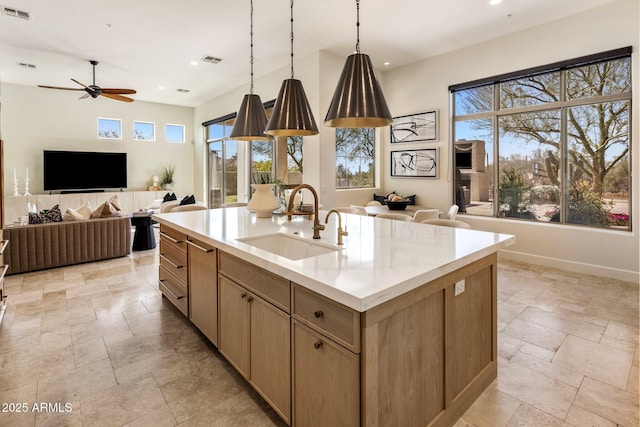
left=241, top=292, right=247, bottom=299
left=247, top=296, right=254, bottom=303
left=159, top=254, right=183, bottom=269
left=160, top=232, right=183, bottom=244
left=0, top=240, right=8, bottom=255
left=314, top=340, right=323, bottom=350
left=158, top=280, right=184, bottom=300
left=314, top=310, right=324, bottom=318
left=187, top=240, right=214, bottom=253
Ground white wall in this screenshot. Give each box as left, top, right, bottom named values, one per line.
left=383, top=0, right=639, bottom=281
left=1, top=83, right=194, bottom=201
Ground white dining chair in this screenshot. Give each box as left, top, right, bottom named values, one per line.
left=349, top=205, right=368, bottom=216
left=446, top=205, right=459, bottom=220
left=413, top=209, right=440, bottom=223
left=421, top=219, right=471, bottom=229
left=376, top=213, right=414, bottom=222
left=366, top=200, right=382, bottom=206
left=334, top=207, right=363, bottom=215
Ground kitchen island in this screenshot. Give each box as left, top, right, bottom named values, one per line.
left=153, top=208, right=514, bottom=427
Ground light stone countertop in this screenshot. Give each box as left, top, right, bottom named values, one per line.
left=153, top=208, right=515, bottom=312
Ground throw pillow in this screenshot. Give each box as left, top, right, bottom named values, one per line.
left=44, top=204, right=63, bottom=222
left=179, top=195, right=196, bottom=206
left=64, top=202, right=92, bottom=221
left=28, top=212, right=46, bottom=224
left=373, top=193, right=387, bottom=205
left=91, top=201, right=121, bottom=218
left=163, top=192, right=177, bottom=202
left=108, top=195, right=122, bottom=211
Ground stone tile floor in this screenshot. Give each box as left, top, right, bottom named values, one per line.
left=0, top=245, right=637, bottom=426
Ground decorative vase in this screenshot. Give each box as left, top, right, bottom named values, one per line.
left=247, top=184, right=280, bottom=218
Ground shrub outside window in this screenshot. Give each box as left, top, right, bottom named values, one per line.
left=451, top=49, right=631, bottom=231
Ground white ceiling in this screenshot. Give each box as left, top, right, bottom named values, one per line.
left=0, top=0, right=617, bottom=107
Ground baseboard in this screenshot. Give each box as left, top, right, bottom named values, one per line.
left=499, top=249, right=639, bottom=283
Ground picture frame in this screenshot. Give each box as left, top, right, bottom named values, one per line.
left=390, top=110, right=437, bottom=143
left=390, top=148, right=438, bottom=178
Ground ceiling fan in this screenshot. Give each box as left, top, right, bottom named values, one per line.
left=38, top=60, right=136, bottom=103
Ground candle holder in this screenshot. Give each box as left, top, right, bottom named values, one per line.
left=13, top=178, right=20, bottom=197
left=23, top=178, right=31, bottom=196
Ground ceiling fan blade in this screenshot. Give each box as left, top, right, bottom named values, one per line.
left=79, top=93, right=91, bottom=100
left=101, top=93, right=134, bottom=103
left=101, top=88, right=137, bottom=95
left=38, top=85, right=85, bottom=91
left=71, top=78, right=91, bottom=90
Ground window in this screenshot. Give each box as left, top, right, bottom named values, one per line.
left=97, top=118, right=121, bottom=139
left=451, top=48, right=631, bottom=231
left=166, top=124, right=185, bottom=143
left=335, top=128, right=375, bottom=189
left=133, top=121, right=155, bottom=141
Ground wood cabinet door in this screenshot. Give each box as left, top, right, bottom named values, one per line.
left=250, top=295, right=291, bottom=423
left=292, top=320, right=359, bottom=427
left=218, top=275, right=249, bottom=378
left=188, top=239, right=217, bottom=345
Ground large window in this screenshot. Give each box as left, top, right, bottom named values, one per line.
left=451, top=48, right=631, bottom=231
left=336, top=128, right=375, bottom=189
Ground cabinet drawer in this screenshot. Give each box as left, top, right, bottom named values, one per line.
left=159, top=224, right=187, bottom=251
left=218, top=251, right=290, bottom=313
left=159, top=265, right=188, bottom=316
left=292, top=284, right=360, bottom=353
left=160, top=240, right=187, bottom=283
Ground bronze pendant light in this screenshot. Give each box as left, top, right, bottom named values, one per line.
left=264, top=0, right=318, bottom=137
left=325, top=0, right=392, bottom=128
left=230, top=0, right=271, bottom=140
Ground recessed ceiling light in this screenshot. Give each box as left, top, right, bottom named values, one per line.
left=158, top=86, right=165, bottom=90
left=384, top=62, right=390, bottom=66
left=189, top=60, right=198, bottom=66
left=490, top=0, right=502, bottom=5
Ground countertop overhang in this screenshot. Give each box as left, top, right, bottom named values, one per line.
left=153, top=208, right=515, bottom=312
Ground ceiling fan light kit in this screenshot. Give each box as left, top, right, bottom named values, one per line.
left=38, top=60, right=136, bottom=103
left=264, top=0, right=318, bottom=137
left=230, top=0, right=272, bottom=141
left=325, top=0, right=392, bottom=128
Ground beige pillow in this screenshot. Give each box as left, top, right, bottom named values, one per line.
left=108, top=195, right=122, bottom=211
left=63, top=202, right=92, bottom=221
left=91, top=201, right=121, bottom=218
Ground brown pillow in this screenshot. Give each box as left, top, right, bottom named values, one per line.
left=91, top=201, right=121, bottom=218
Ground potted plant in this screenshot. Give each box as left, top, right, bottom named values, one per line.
left=161, top=165, right=175, bottom=190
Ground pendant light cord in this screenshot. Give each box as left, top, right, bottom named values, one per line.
left=355, top=0, right=360, bottom=54
left=250, top=0, right=254, bottom=94
left=290, top=0, right=294, bottom=78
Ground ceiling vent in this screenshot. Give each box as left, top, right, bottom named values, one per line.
left=2, top=6, right=31, bottom=20
left=176, top=89, right=190, bottom=93
left=18, top=62, right=36, bottom=69
left=201, top=55, right=222, bottom=64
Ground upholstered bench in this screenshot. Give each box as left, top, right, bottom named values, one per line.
left=4, top=216, right=132, bottom=275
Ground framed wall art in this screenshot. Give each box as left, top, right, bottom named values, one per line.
left=390, top=110, right=438, bottom=143
left=390, top=148, right=438, bottom=178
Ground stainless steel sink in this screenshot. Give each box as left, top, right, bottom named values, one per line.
left=237, top=233, right=339, bottom=261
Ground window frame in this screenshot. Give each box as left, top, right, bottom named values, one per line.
left=133, top=120, right=156, bottom=142
left=166, top=123, right=186, bottom=143
left=450, top=48, right=632, bottom=231
left=97, top=117, right=122, bottom=140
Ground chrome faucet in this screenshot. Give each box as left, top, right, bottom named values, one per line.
left=325, top=209, right=348, bottom=245
left=287, top=184, right=325, bottom=239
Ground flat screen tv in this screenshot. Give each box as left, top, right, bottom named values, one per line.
left=44, top=150, right=127, bottom=191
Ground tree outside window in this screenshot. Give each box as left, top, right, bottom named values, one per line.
left=336, top=128, right=375, bottom=189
